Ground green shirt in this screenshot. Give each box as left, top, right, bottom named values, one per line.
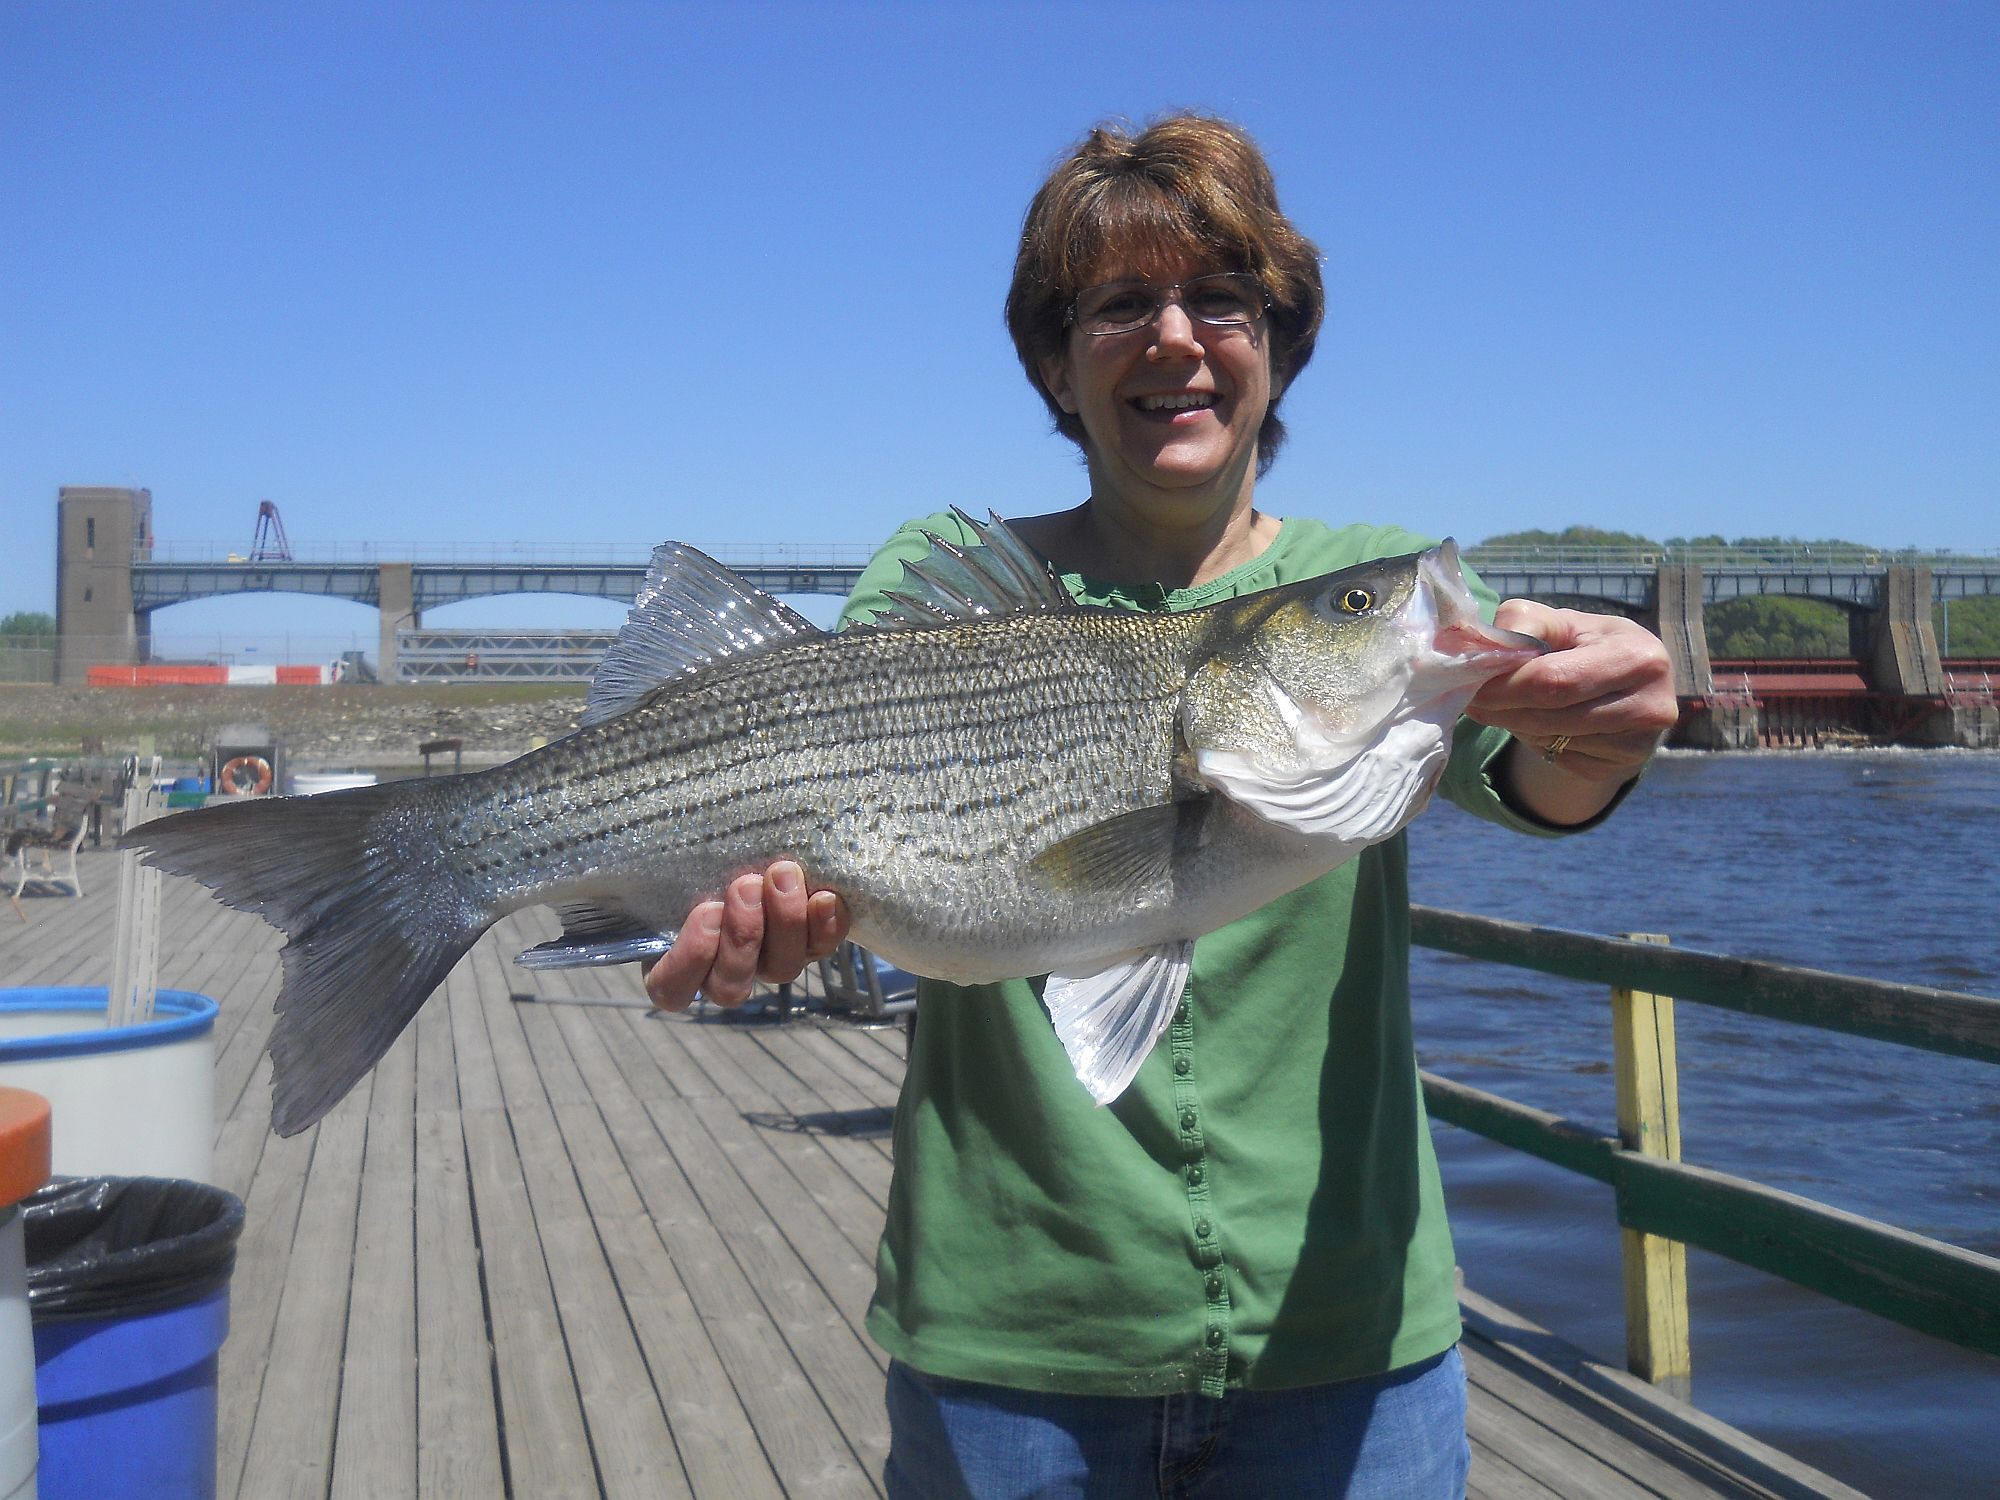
left=844, top=513, right=1572, bottom=1398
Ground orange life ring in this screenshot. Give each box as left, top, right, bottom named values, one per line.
left=219, top=755, right=274, bottom=796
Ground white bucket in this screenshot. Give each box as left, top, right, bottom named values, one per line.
left=0, top=1208, right=33, bottom=1500
left=287, top=771, right=378, bottom=796
left=0, top=993, right=217, bottom=1185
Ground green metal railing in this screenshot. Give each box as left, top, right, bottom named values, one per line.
left=1413, top=907, right=2000, bottom=1367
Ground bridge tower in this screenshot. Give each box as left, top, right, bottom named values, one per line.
left=55, top=486, right=152, bottom=686
left=1645, top=564, right=1758, bottom=749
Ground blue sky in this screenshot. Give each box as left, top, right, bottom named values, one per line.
left=4, top=2, right=1995, bottom=655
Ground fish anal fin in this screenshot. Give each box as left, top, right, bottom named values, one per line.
left=1043, top=941, right=1194, bottom=1104
left=516, top=902, right=674, bottom=970
left=583, top=542, right=824, bottom=727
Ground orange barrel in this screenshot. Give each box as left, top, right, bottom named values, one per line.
left=0, top=1089, right=51, bottom=1500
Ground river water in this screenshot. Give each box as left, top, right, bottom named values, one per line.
left=1406, top=750, right=2000, bottom=1497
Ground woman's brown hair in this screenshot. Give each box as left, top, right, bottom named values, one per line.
left=1005, top=114, right=1324, bottom=476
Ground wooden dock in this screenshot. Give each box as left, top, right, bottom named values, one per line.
left=2, top=850, right=1863, bottom=1498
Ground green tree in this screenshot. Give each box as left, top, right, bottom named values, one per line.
left=1938, top=597, right=2000, bottom=656
left=0, top=611, right=54, bottom=638
left=1705, top=597, right=1848, bottom=658
left=1476, top=526, right=1662, bottom=549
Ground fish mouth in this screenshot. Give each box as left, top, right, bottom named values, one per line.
left=1416, top=540, right=1547, bottom=675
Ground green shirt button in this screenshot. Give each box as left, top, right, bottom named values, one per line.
left=1187, top=1164, right=1204, bottom=1186
left=1205, top=1327, right=1225, bottom=1348
left=1205, top=1273, right=1224, bottom=1298
left=1195, top=1218, right=1212, bottom=1239
left=1175, top=1000, right=1190, bottom=1025
left=1179, top=1109, right=1198, bottom=1131
left=1172, top=1056, right=1191, bottom=1076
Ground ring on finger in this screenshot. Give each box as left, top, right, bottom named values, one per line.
left=1542, top=734, right=1573, bottom=765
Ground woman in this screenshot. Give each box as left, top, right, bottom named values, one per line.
left=649, top=115, right=1675, bottom=1498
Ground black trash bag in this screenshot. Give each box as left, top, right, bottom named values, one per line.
left=22, top=1176, right=245, bottom=1324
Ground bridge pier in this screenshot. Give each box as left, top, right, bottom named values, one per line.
left=54, top=486, right=152, bottom=685
left=1853, top=566, right=1979, bottom=746
left=377, top=563, right=419, bottom=685
left=1648, top=565, right=1759, bottom=749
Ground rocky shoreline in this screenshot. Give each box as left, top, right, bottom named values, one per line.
left=0, top=683, right=589, bottom=769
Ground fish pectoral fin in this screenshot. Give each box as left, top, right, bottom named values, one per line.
left=1043, top=941, right=1194, bottom=1105
left=1026, top=799, right=1213, bottom=893
left=581, top=542, right=825, bottom=727
left=1195, top=716, right=1453, bottom=846
left=516, top=902, right=674, bottom=970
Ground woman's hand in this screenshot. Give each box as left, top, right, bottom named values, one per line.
left=1468, top=601, right=1680, bottom=825
left=644, top=860, right=851, bottom=1012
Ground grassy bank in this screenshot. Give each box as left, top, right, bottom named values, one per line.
left=0, top=681, right=589, bottom=761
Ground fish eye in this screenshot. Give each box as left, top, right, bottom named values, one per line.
left=1338, top=587, right=1376, bottom=614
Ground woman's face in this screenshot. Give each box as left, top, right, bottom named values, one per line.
left=1039, top=255, right=1275, bottom=517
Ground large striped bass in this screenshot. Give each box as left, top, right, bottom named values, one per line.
left=123, top=515, right=1544, bottom=1135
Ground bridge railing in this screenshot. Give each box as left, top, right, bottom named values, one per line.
left=1413, top=906, right=2000, bottom=1390
left=129, top=539, right=2000, bottom=570
left=138, top=538, right=883, bottom=567
left=1462, top=544, right=2000, bottom=570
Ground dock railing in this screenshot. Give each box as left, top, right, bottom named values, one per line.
left=1412, top=907, right=2000, bottom=1396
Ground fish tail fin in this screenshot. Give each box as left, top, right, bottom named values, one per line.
left=122, top=783, right=490, bottom=1135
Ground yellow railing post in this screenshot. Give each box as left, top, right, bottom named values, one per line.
left=1612, top=932, right=1692, bottom=1398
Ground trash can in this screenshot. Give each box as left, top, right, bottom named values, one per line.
left=0, top=1090, right=51, bottom=1500
left=25, top=1177, right=244, bottom=1500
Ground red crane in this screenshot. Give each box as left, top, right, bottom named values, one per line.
left=250, top=500, right=293, bottom=562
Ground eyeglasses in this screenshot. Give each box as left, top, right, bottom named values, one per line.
left=1066, top=272, right=1270, bottom=337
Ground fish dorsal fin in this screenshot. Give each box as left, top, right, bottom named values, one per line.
left=1043, top=940, right=1194, bottom=1104
left=862, top=508, right=1074, bottom=629
left=583, top=542, right=824, bottom=727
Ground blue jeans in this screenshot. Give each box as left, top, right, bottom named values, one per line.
left=884, top=1346, right=1468, bottom=1499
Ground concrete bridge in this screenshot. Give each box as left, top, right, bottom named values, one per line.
left=51, top=487, right=2000, bottom=746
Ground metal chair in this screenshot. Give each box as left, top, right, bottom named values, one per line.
left=7, top=785, right=90, bottom=917
left=816, top=941, right=918, bottom=1020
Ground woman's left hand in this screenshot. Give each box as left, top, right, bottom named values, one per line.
left=1467, top=601, right=1680, bottom=821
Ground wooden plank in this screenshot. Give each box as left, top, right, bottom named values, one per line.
left=552, top=1012, right=791, bottom=1500
left=486, top=996, right=695, bottom=1500
left=1464, top=1392, right=1659, bottom=1500
left=649, top=1092, right=891, bottom=1483
left=1464, top=1340, right=1733, bottom=1500
left=552, top=1094, right=784, bottom=1500
left=1615, top=1151, right=2000, bottom=1358
left=645, top=1030, right=885, bottom=1360
left=1422, top=1070, right=1618, bottom=1184
left=460, top=1106, right=598, bottom=1496
left=598, top=1044, right=878, bottom=1497
left=216, top=1125, right=318, bottom=1498
left=413, top=965, right=460, bottom=1114
left=445, top=951, right=505, bottom=1114
left=1411, top=905, right=2000, bottom=1064
left=1461, top=1290, right=1868, bottom=1500
left=1611, top=934, right=1692, bottom=1396
left=640, top=1014, right=894, bottom=1213
left=1467, top=1439, right=1567, bottom=1500
left=413, top=1109, right=505, bottom=1497
left=235, top=1111, right=369, bottom=1499
left=330, top=1106, right=417, bottom=1498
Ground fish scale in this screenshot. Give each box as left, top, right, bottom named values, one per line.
left=122, top=522, right=1545, bottom=1133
